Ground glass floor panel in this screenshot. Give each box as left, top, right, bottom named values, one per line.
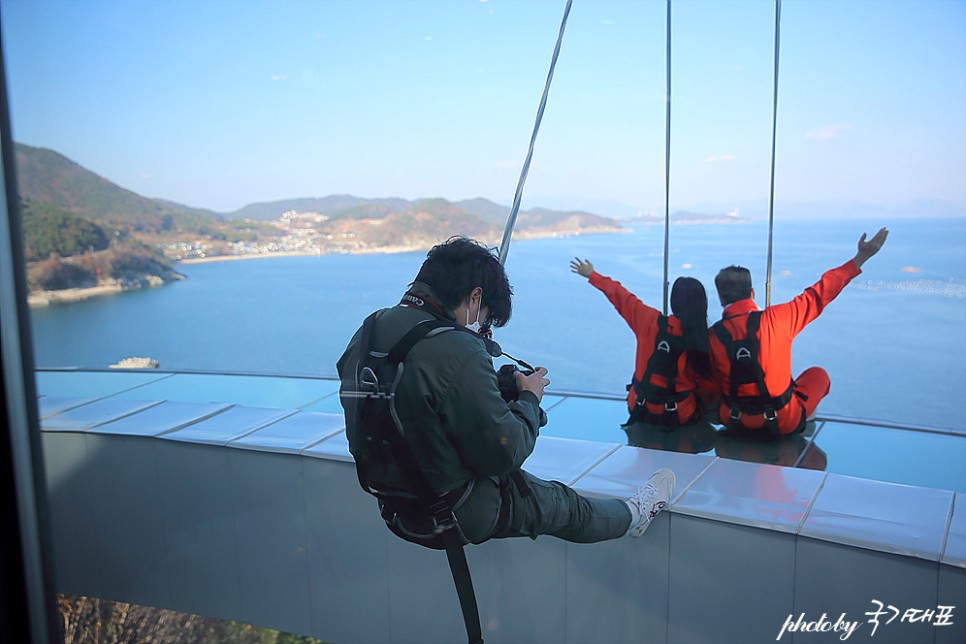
left=300, top=391, right=343, bottom=413
left=34, top=370, right=966, bottom=493
left=810, top=421, right=966, bottom=493
left=35, top=370, right=171, bottom=399
left=540, top=396, right=630, bottom=445
left=104, top=373, right=338, bottom=409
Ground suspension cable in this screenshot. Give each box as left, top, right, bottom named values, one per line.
left=662, top=0, right=672, bottom=315
left=497, top=0, right=573, bottom=265
left=765, top=0, right=782, bottom=306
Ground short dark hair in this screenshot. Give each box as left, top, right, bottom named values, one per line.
left=413, top=236, right=513, bottom=327
left=714, top=266, right=752, bottom=306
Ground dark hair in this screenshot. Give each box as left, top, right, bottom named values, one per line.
left=714, top=265, right=752, bottom=306
left=670, top=276, right=711, bottom=380
left=413, top=236, right=513, bottom=327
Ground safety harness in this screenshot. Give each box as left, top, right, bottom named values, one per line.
left=627, top=315, right=697, bottom=430
left=341, top=310, right=498, bottom=644
left=711, top=311, right=797, bottom=436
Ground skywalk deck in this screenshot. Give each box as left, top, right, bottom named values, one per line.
left=36, top=368, right=966, bottom=643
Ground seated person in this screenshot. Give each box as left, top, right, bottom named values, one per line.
left=709, top=227, right=888, bottom=436
left=338, top=237, right=675, bottom=549
left=571, top=257, right=716, bottom=430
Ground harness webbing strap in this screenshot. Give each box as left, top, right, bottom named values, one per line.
left=662, top=0, right=672, bottom=315
left=712, top=311, right=793, bottom=436
left=630, top=315, right=692, bottom=428
left=444, top=529, right=483, bottom=644
left=498, top=0, right=573, bottom=265
left=765, top=0, right=783, bottom=307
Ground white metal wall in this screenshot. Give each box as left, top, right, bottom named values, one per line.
left=39, top=411, right=966, bottom=643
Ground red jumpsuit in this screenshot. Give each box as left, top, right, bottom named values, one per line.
left=589, top=272, right=710, bottom=426
left=708, top=260, right=862, bottom=435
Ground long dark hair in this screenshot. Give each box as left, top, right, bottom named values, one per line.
left=670, top=276, right=711, bottom=380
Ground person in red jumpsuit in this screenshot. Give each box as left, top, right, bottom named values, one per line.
left=571, top=258, right=716, bottom=429
left=709, top=227, right=889, bottom=436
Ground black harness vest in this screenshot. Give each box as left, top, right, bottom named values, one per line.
left=712, top=311, right=799, bottom=436
left=628, top=315, right=697, bottom=430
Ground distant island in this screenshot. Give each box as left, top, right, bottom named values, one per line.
left=14, top=142, right=749, bottom=304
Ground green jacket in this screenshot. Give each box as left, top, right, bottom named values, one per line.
left=337, top=282, right=542, bottom=498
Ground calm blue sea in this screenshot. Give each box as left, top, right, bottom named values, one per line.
left=30, top=217, right=966, bottom=431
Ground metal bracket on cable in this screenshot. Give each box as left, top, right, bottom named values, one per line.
left=497, top=0, right=573, bottom=266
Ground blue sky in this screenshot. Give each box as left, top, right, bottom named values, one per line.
left=1, top=0, right=964, bottom=218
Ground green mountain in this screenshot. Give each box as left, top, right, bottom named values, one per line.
left=13, top=142, right=625, bottom=260
left=224, top=192, right=622, bottom=234
left=14, top=143, right=221, bottom=234
left=227, top=195, right=411, bottom=221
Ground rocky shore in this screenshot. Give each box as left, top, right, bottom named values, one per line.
left=28, top=274, right=184, bottom=307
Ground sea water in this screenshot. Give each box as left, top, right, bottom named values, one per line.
left=29, top=217, right=966, bottom=431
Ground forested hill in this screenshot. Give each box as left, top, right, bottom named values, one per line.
left=13, top=142, right=626, bottom=265
left=14, top=143, right=220, bottom=235
left=223, top=195, right=624, bottom=237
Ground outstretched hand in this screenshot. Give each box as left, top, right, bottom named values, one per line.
left=570, top=257, right=594, bottom=278
left=853, top=227, right=889, bottom=269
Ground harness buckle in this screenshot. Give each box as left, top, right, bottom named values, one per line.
left=729, top=407, right=741, bottom=421
left=763, top=407, right=778, bottom=422
left=429, top=499, right=457, bottom=534
left=664, top=400, right=678, bottom=413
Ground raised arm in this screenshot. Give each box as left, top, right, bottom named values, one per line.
left=851, top=227, right=889, bottom=270
left=570, top=257, right=659, bottom=331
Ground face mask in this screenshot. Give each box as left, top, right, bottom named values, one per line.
left=465, top=290, right=483, bottom=334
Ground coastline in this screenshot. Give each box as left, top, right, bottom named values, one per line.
left=177, top=250, right=323, bottom=265
left=29, top=228, right=627, bottom=305
left=28, top=284, right=126, bottom=308
left=28, top=275, right=177, bottom=308
left=176, top=227, right=630, bottom=266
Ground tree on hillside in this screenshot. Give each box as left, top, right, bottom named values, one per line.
left=26, top=256, right=96, bottom=291
left=21, top=201, right=109, bottom=261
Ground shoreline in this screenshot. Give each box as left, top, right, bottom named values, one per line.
left=28, top=284, right=126, bottom=308
left=177, top=227, right=631, bottom=266
left=29, top=228, right=627, bottom=305
left=28, top=275, right=176, bottom=308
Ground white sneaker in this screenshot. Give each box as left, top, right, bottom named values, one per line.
left=626, top=468, right=675, bottom=537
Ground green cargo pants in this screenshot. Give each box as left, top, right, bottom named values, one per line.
left=454, top=469, right=631, bottom=544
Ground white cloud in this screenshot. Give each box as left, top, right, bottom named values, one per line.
left=271, top=75, right=288, bottom=82
left=805, top=124, right=850, bottom=141
left=706, top=154, right=738, bottom=163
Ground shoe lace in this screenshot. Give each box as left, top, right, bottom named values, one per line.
left=632, top=482, right=659, bottom=515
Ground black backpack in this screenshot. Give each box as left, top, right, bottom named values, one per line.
left=339, top=310, right=486, bottom=643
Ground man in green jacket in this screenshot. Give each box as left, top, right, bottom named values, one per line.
left=337, top=236, right=673, bottom=545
